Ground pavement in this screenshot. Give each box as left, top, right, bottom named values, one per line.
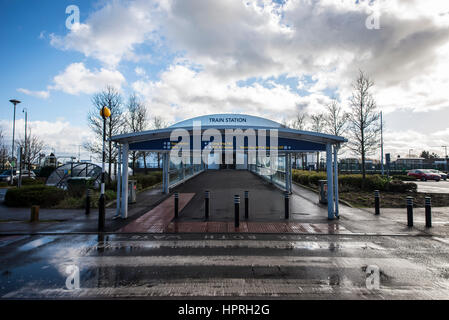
left=1, top=171, right=449, bottom=299
left=0, top=185, right=168, bottom=233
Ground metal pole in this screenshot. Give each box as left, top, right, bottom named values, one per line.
left=174, top=192, right=179, bottom=219
left=326, top=143, right=334, bottom=220
left=115, top=145, right=122, bottom=218
left=380, top=111, right=384, bottom=176
left=98, top=116, right=106, bottom=231
left=406, top=196, right=413, bottom=227
left=11, top=103, right=17, bottom=185
left=18, top=147, right=22, bottom=188
left=244, top=191, right=249, bottom=220
left=374, top=190, right=380, bottom=215
left=205, top=191, right=210, bottom=220
left=284, top=192, right=290, bottom=220
left=234, top=195, right=240, bottom=228
left=425, top=197, right=432, bottom=228
left=333, top=145, right=339, bottom=218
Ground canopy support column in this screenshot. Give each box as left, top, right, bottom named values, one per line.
left=115, top=144, right=122, bottom=217
left=285, top=153, right=292, bottom=194
left=333, top=145, right=340, bottom=218
left=163, top=153, right=169, bottom=194
left=121, top=143, right=129, bottom=219
left=326, top=143, right=334, bottom=220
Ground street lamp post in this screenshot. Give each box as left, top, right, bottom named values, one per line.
left=380, top=111, right=384, bottom=176
left=9, top=99, right=21, bottom=185
left=23, top=108, right=28, bottom=177
left=98, top=106, right=111, bottom=231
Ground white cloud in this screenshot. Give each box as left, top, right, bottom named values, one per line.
left=44, top=0, right=449, bottom=157
left=132, top=64, right=331, bottom=124
left=383, top=128, right=449, bottom=158
left=0, top=119, right=94, bottom=159
left=49, top=63, right=126, bottom=95
left=49, top=0, right=159, bottom=67
left=17, top=88, right=50, bottom=99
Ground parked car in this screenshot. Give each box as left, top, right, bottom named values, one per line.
left=429, top=169, right=447, bottom=180
left=0, top=170, right=36, bottom=182
left=407, top=169, right=441, bottom=181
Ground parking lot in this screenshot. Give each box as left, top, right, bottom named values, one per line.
left=413, top=180, right=449, bottom=194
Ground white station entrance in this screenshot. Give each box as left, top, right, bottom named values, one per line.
left=111, top=114, right=347, bottom=220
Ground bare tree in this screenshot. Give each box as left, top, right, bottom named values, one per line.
left=290, top=112, right=308, bottom=169
left=310, top=113, right=325, bottom=170
left=324, top=99, right=349, bottom=137
left=0, top=130, right=9, bottom=170
left=85, top=86, right=124, bottom=180
left=126, top=94, right=149, bottom=173
left=16, top=130, right=44, bottom=175
left=347, top=70, right=380, bottom=180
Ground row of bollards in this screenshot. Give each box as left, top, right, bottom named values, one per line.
left=374, top=190, right=432, bottom=228
left=173, top=190, right=292, bottom=226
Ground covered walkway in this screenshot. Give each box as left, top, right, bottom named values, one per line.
left=111, top=114, right=347, bottom=222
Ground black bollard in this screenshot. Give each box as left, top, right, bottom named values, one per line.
left=374, top=190, right=380, bottom=215
left=407, top=196, right=414, bottom=227
left=85, top=189, right=91, bottom=215
left=425, top=196, right=432, bottom=228
left=30, top=205, right=40, bottom=222
left=284, top=192, right=290, bottom=220
left=174, top=192, right=179, bottom=219
left=234, top=195, right=240, bottom=228
left=244, top=191, right=249, bottom=220
left=205, top=191, right=210, bottom=220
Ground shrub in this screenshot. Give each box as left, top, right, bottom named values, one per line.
left=392, top=175, right=416, bottom=181
left=22, top=178, right=45, bottom=186
left=386, top=180, right=417, bottom=193
left=67, top=177, right=94, bottom=197
left=131, top=172, right=162, bottom=190
left=292, top=170, right=326, bottom=186
left=293, top=170, right=412, bottom=193
left=5, top=185, right=66, bottom=208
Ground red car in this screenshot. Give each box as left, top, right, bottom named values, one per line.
left=407, top=169, right=441, bottom=181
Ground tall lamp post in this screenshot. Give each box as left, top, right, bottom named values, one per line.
left=380, top=111, right=384, bottom=176
left=98, top=106, right=111, bottom=231
left=22, top=108, right=28, bottom=177
left=9, top=99, right=21, bottom=185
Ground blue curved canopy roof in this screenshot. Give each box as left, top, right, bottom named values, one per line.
left=111, top=113, right=347, bottom=152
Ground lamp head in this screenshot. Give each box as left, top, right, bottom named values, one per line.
left=9, top=99, right=21, bottom=105
left=100, top=106, right=111, bottom=119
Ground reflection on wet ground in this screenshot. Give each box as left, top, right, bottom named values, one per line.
left=1, top=233, right=449, bottom=299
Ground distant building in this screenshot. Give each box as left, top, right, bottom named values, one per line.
left=395, top=157, right=424, bottom=166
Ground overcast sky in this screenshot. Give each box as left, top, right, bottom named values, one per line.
left=1, top=0, right=449, bottom=160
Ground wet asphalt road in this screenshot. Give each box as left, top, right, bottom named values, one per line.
left=1, top=233, right=449, bottom=299
left=415, top=180, right=449, bottom=194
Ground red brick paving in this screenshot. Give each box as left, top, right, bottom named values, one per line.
left=118, top=192, right=350, bottom=234
left=118, top=193, right=195, bottom=233
left=163, top=221, right=350, bottom=234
